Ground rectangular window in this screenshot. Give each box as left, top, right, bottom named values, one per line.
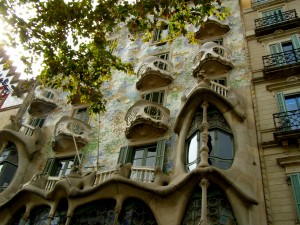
left=290, top=173, right=300, bottom=222
left=267, top=34, right=300, bottom=67
left=73, top=107, right=89, bottom=123
left=275, top=92, right=300, bottom=130
left=43, top=155, right=81, bottom=177
left=118, top=139, right=166, bottom=170
left=153, top=52, right=169, bottom=70
left=143, top=91, right=164, bottom=105
left=133, top=145, right=157, bottom=167
left=43, top=90, right=54, bottom=99
left=153, top=25, right=168, bottom=43
left=29, top=117, right=46, bottom=128
left=143, top=91, right=165, bottom=120
left=212, top=77, right=227, bottom=86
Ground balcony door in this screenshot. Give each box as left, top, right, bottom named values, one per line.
left=276, top=93, right=300, bottom=130
left=143, top=91, right=164, bottom=120
left=269, top=34, right=300, bottom=66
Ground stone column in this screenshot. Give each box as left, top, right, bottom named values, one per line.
left=199, top=177, right=210, bottom=225
left=199, top=101, right=210, bottom=167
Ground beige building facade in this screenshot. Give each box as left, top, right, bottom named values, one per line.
left=1, top=0, right=299, bottom=224
left=242, top=0, right=300, bottom=224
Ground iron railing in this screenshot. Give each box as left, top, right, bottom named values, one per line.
left=262, top=49, right=300, bottom=69
left=251, top=0, right=271, bottom=7
left=255, top=9, right=298, bottom=29
left=273, top=109, right=300, bottom=131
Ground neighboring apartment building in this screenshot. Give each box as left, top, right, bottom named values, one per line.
left=242, top=0, right=300, bottom=224
left=0, top=1, right=272, bottom=224
left=0, top=47, right=23, bottom=129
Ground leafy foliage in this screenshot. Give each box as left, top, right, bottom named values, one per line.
left=0, top=0, right=229, bottom=113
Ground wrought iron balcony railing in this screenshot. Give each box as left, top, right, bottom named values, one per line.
left=251, top=0, right=272, bottom=7
left=255, top=9, right=298, bottom=29
left=273, top=109, right=300, bottom=131
left=262, top=49, right=300, bottom=69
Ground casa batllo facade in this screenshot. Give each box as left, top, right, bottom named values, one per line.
left=0, top=0, right=294, bottom=224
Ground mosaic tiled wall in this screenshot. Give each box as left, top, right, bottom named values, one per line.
left=34, top=0, right=251, bottom=174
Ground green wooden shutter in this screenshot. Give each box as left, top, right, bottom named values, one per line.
left=74, top=154, right=82, bottom=166
left=155, top=139, right=166, bottom=170
left=43, top=158, right=55, bottom=175
left=276, top=92, right=287, bottom=112
left=118, top=146, right=133, bottom=164
left=292, top=34, right=300, bottom=49
left=270, top=43, right=283, bottom=54
left=290, top=174, right=300, bottom=222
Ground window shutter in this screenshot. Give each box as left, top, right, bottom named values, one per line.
left=74, top=154, right=83, bottom=166
left=43, top=158, right=55, bottom=175
left=118, top=146, right=133, bottom=164
left=155, top=139, right=166, bottom=170
left=290, top=174, right=300, bottom=221
left=276, top=92, right=287, bottom=112
left=269, top=43, right=283, bottom=54
left=291, top=34, right=300, bottom=50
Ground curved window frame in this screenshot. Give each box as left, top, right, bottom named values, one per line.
left=185, top=108, right=235, bottom=171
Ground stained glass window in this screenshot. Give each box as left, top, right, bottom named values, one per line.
left=182, top=185, right=237, bottom=225
left=71, top=200, right=115, bottom=225
left=118, top=199, right=157, bottom=225
left=26, top=206, right=50, bottom=225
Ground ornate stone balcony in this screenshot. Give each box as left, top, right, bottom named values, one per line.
left=28, top=86, right=59, bottom=117
left=136, top=56, right=175, bottom=91
left=53, top=116, right=91, bottom=153
left=195, top=15, right=230, bottom=40
left=125, top=100, right=170, bottom=139
left=193, top=42, right=233, bottom=76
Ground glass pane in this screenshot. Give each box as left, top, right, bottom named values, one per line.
left=285, top=96, right=299, bottom=111
left=147, top=147, right=156, bottom=157
left=133, top=159, right=142, bottom=166
left=64, top=160, right=74, bottom=176
left=188, top=134, right=198, bottom=166
left=57, top=162, right=66, bottom=177
left=218, top=131, right=233, bottom=159
left=134, top=149, right=144, bottom=159
left=145, top=157, right=155, bottom=167
left=188, top=163, right=197, bottom=171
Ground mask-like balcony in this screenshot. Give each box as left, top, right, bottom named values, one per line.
left=136, top=56, right=175, bottom=91
left=273, top=109, right=300, bottom=145
left=193, top=42, right=233, bottom=76
left=195, top=15, right=230, bottom=40
left=53, top=116, right=91, bottom=153
left=28, top=86, right=59, bottom=117
left=262, top=49, right=300, bottom=80
left=125, top=100, right=170, bottom=139
left=255, top=9, right=300, bottom=37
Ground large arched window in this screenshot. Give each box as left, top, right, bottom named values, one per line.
left=182, top=184, right=237, bottom=224
left=0, top=142, right=18, bottom=192
left=118, top=198, right=157, bottom=225
left=71, top=199, right=116, bottom=224
left=186, top=106, right=234, bottom=171
left=26, top=206, right=50, bottom=224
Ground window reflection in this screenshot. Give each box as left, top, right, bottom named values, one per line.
left=185, top=107, right=234, bottom=171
